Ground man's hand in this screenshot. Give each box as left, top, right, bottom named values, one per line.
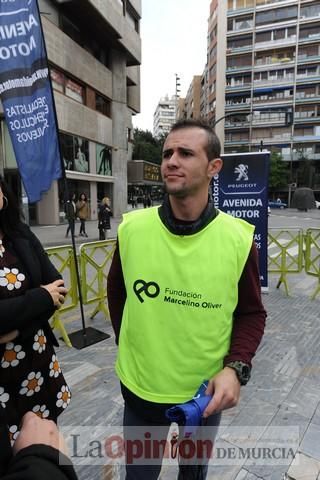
left=203, top=367, right=241, bottom=417
left=13, top=412, right=68, bottom=456
left=0, top=329, right=19, bottom=344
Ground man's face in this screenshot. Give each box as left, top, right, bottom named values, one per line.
left=161, top=127, right=221, bottom=198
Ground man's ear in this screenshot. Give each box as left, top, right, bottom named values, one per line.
left=208, top=158, right=223, bottom=179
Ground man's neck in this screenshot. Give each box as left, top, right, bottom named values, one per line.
left=168, top=193, right=209, bottom=221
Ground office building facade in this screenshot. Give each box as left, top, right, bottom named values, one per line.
left=153, top=95, right=176, bottom=138
left=0, top=0, right=141, bottom=224
left=177, top=75, right=202, bottom=120
left=204, top=0, right=320, bottom=190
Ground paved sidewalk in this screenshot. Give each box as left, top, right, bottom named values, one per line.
left=30, top=203, right=151, bottom=247
left=29, top=213, right=320, bottom=479
left=30, top=217, right=121, bottom=248
left=54, top=272, right=320, bottom=480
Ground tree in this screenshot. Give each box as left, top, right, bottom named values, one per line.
left=132, top=129, right=163, bottom=165
left=269, top=152, right=289, bottom=190
left=295, top=145, right=316, bottom=188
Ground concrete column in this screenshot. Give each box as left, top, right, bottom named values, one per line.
left=89, top=141, right=96, bottom=174
left=36, top=180, right=60, bottom=225
left=90, top=181, right=98, bottom=220
left=110, top=49, right=130, bottom=217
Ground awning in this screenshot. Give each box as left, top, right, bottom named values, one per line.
left=253, top=85, right=292, bottom=94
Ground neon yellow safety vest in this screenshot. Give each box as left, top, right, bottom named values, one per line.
left=116, top=207, right=254, bottom=403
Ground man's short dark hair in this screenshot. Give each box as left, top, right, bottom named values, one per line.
left=169, top=118, right=221, bottom=160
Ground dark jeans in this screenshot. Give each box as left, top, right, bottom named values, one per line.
left=79, top=219, right=86, bottom=235
left=123, top=401, right=221, bottom=480
left=66, top=219, right=75, bottom=237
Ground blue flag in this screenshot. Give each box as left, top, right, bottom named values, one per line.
left=0, top=0, right=62, bottom=203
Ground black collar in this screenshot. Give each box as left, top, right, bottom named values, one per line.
left=158, top=195, right=219, bottom=236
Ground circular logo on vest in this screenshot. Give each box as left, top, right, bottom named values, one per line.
left=133, top=279, right=160, bottom=303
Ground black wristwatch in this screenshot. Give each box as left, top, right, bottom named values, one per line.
left=225, top=361, right=251, bottom=386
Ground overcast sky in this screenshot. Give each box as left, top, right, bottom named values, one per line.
left=133, top=0, right=211, bottom=133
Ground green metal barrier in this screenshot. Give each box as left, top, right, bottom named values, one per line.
left=304, top=228, right=320, bottom=300
left=44, top=229, right=317, bottom=348
left=79, top=239, right=117, bottom=320
left=46, top=245, right=79, bottom=347
left=268, top=228, right=304, bottom=296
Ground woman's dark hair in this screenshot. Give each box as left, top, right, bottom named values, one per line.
left=68, top=191, right=76, bottom=202
left=79, top=192, right=87, bottom=201
left=169, top=118, right=221, bottom=160
left=0, top=176, right=24, bottom=237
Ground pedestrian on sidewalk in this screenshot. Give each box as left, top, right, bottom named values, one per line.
left=0, top=176, right=71, bottom=448
left=107, top=119, right=266, bottom=479
left=76, top=192, right=89, bottom=237
left=98, top=197, right=112, bottom=240
left=65, top=193, right=76, bottom=238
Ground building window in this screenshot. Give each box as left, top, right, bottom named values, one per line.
left=96, top=93, right=111, bottom=118
left=228, top=0, right=254, bottom=10
left=60, top=15, right=82, bottom=46
left=51, top=69, right=64, bottom=93
left=126, top=2, right=140, bottom=33
left=60, top=133, right=89, bottom=173
left=301, top=4, right=320, bottom=19
left=65, top=78, right=84, bottom=103
left=256, top=6, right=297, bottom=25
left=50, top=67, right=85, bottom=104
left=227, top=35, right=252, bottom=50
left=300, top=25, right=320, bottom=40
left=96, top=144, right=112, bottom=176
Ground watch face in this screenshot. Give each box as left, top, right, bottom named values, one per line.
left=227, top=362, right=251, bottom=385
left=241, top=365, right=251, bottom=382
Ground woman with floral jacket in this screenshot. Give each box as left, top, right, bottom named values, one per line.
left=0, top=177, right=71, bottom=447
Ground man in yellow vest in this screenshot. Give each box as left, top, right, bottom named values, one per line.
left=107, top=119, right=266, bottom=479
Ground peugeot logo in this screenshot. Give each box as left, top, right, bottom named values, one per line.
left=234, top=163, right=249, bottom=181
left=133, top=279, right=160, bottom=303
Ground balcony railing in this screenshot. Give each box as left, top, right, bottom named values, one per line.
left=256, top=0, right=297, bottom=6
left=296, top=70, right=320, bottom=79
left=255, top=36, right=296, bottom=50
left=225, top=121, right=250, bottom=128
left=227, top=44, right=253, bottom=53
left=253, top=77, right=294, bottom=86
left=253, top=97, right=293, bottom=105
left=297, top=54, right=320, bottom=64
left=299, top=33, right=320, bottom=42
left=228, top=23, right=253, bottom=33
left=226, top=65, right=254, bottom=72
left=225, top=101, right=251, bottom=109
left=255, top=56, right=294, bottom=67
left=296, top=95, right=320, bottom=103
left=226, top=82, right=252, bottom=90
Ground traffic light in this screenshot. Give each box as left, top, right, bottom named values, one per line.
left=175, top=74, right=181, bottom=97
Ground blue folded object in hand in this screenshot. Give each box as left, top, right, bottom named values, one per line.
left=165, top=381, right=212, bottom=437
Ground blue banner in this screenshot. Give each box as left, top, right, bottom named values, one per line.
left=211, top=152, right=269, bottom=290
left=0, top=0, right=62, bottom=203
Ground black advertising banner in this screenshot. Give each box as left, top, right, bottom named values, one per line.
left=211, top=152, right=269, bottom=290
